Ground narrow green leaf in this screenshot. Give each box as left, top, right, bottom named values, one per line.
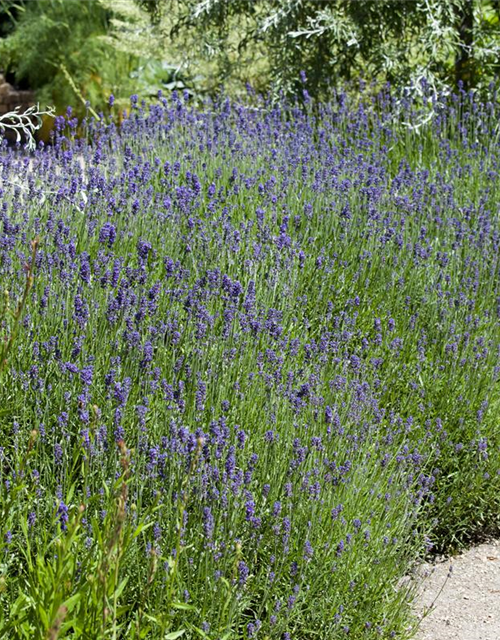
left=63, top=592, right=81, bottom=613
left=38, top=604, right=49, bottom=629
left=164, top=630, right=186, bottom=639
left=169, top=602, right=196, bottom=611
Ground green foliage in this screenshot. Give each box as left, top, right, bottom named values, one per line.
left=0, top=0, right=499, bottom=119
left=0, top=0, right=120, bottom=115
left=137, top=0, right=500, bottom=97
left=1, top=1, right=107, bottom=110
left=0, top=442, right=189, bottom=638
left=0, top=0, right=21, bottom=38
left=99, top=0, right=193, bottom=99
left=0, top=0, right=196, bottom=117
left=2, top=0, right=499, bottom=113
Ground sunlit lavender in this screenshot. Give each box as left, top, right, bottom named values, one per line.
left=0, top=86, right=499, bottom=638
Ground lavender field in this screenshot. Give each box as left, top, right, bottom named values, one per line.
left=0, top=88, right=499, bottom=638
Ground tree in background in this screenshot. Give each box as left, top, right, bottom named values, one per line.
left=0, top=0, right=499, bottom=118
left=455, top=0, right=475, bottom=89
left=139, top=0, right=500, bottom=97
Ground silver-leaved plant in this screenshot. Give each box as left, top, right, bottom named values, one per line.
left=0, top=104, right=55, bottom=152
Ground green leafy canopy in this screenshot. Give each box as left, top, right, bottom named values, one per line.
left=139, top=0, right=500, bottom=97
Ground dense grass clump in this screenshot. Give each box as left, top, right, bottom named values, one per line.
left=0, top=88, right=499, bottom=638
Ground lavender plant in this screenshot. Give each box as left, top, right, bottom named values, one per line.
left=0, top=84, right=498, bottom=638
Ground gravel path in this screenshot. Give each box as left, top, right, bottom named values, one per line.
left=413, top=540, right=500, bottom=640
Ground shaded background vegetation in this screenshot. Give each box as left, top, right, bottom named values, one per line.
left=0, top=0, right=499, bottom=119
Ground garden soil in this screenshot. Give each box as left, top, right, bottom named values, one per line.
left=413, top=540, right=500, bottom=640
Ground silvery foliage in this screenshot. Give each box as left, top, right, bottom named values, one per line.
left=0, top=104, right=55, bottom=152
left=130, top=0, right=500, bottom=98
